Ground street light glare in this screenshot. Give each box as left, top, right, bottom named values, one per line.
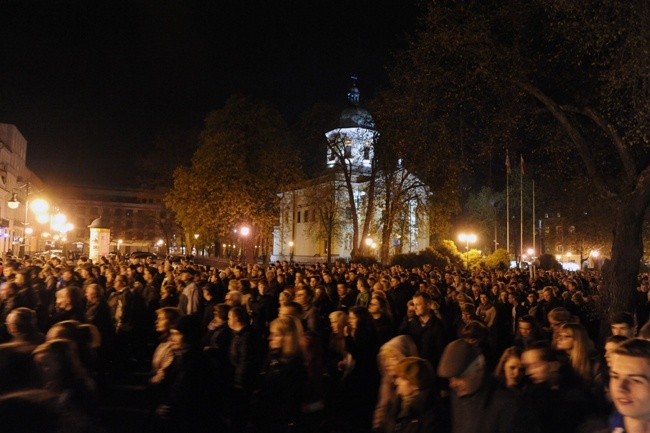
left=241, top=226, right=250, bottom=236
left=30, top=198, right=50, bottom=214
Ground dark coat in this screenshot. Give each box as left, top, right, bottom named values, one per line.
left=255, top=351, right=307, bottom=433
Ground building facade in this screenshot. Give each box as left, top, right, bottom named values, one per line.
left=272, top=80, right=430, bottom=263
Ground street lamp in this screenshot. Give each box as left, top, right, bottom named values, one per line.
left=289, top=240, right=294, bottom=263
left=240, top=226, right=250, bottom=264
left=458, top=233, right=477, bottom=269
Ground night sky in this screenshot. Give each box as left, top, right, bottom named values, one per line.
left=0, top=0, right=423, bottom=187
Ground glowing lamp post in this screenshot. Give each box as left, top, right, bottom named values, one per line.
left=459, top=233, right=477, bottom=269
left=288, top=240, right=294, bottom=263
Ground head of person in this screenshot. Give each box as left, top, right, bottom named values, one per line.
left=460, top=320, right=489, bottom=347
left=155, top=307, right=181, bottom=334
left=438, top=339, right=486, bottom=397
left=412, top=292, right=432, bottom=319
left=45, top=320, right=81, bottom=342
left=268, top=316, right=304, bottom=361
left=294, top=286, right=314, bottom=309
left=542, top=286, right=555, bottom=301
left=609, top=338, right=650, bottom=424
left=169, top=314, right=203, bottom=352
left=32, top=339, right=87, bottom=392
left=378, top=335, right=418, bottom=377
left=494, top=346, right=523, bottom=389
left=279, top=301, right=302, bottom=320
left=328, top=311, right=348, bottom=334
left=548, top=307, right=572, bottom=333
left=224, top=290, right=242, bottom=307
left=394, top=357, right=435, bottom=398
left=347, top=305, right=372, bottom=331
left=213, top=303, right=230, bottom=325
left=604, top=334, right=630, bottom=369
left=521, top=341, right=560, bottom=385
left=6, top=308, right=38, bottom=339
left=611, top=312, right=636, bottom=338
left=227, top=306, right=249, bottom=332
left=517, top=315, right=541, bottom=340
left=368, top=295, right=390, bottom=320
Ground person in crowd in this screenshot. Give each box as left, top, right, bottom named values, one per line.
left=555, top=322, right=603, bottom=390
left=84, top=284, right=112, bottom=351
left=154, top=314, right=215, bottom=433
left=149, top=307, right=181, bottom=386
left=255, top=316, right=307, bottom=433
left=438, top=338, right=530, bottom=433
left=494, top=346, right=524, bottom=393
left=4, top=307, right=44, bottom=350
left=513, top=315, right=546, bottom=349
left=177, top=269, right=200, bottom=316
left=356, top=278, right=372, bottom=308
left=402, top=292, right=448, bottom=372
left=383, top=357, right=442, bottom=433
left=521, top=341, right=598, bottom=433
left=32, top=338, right=98, bottom=417
left=369, top=295, right=394, bottom=345
left=50, top=286, right=86, bottom=325
left=228, top=306, right=262, bottom=433
left=337, top=306, right=381, bottom=432
left=608, top=338, right=650, bottom=433
left=159, top=284, right=178, bottom=308
left=336, top=282, right=356, bottom=312
left=372, top=335, right=419, bottom=432
left=610, top=311, right=636, bottom=338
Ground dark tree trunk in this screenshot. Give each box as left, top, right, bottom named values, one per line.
left=601, top=196, right=645, bottom=318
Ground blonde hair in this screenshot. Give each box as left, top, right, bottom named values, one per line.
left=269, top=316, right=304, bottom=361
left=559, top=323, right=594, bottom=382
left=329, top=310, right=348, bottom=329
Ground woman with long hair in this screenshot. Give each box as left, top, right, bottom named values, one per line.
left=555, top=323, right=602, bottom=390
left=368, top=295, right=394, bottom=345
left=494, top=346, right=524, bottom=393
left=337, top=306, right=380, bottom=432
left=256, top=316, right=307, bottom=433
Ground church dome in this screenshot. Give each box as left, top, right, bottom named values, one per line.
left=338, top=77, right=375, bottom=129
left=339, top=106, right=375, bottom=129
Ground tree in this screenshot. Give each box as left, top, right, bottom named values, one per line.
left=302, top=175, right=348, bottom=264
left=325, top=128, right=378, bottom=257
left=386, top=0, right=650, bottom=315
left=165, top=95, right=301, bottom=262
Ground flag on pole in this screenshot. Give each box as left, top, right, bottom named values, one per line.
left=506, top=153, right=511, bottom=175
left=520, top=154, right=526, bottom=175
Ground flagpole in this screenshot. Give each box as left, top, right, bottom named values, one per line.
left=532, top=178, right=536, bottom=257
left=506, top=151, right=510, bottom=254
left=520, top=158, right=523, bottom=266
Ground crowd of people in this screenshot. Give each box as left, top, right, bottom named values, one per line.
left=1, top=253, right=650, bottom=433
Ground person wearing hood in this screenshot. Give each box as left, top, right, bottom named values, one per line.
left=373, top=335, right=419, bottom=432
left=384, top=357, right=445, bottom=433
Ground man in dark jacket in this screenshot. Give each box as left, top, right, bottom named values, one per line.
left=228, top=306, right=261, bottom=433
left=438, top=339, right=537, bottom=433
left=402, top=292, right=448, bottom=372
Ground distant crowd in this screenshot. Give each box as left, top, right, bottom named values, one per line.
left=1, top=253, right=650, bottom=433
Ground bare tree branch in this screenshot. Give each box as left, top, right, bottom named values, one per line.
left=516, top=81, right=617, bottom=201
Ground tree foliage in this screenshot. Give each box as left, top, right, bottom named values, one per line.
left=165, top=95, right=301, bottom=255
left=385, top=0, right=650, bottom=314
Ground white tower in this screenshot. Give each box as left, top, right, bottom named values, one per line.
left=325, top=77, right=378, bottom=174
